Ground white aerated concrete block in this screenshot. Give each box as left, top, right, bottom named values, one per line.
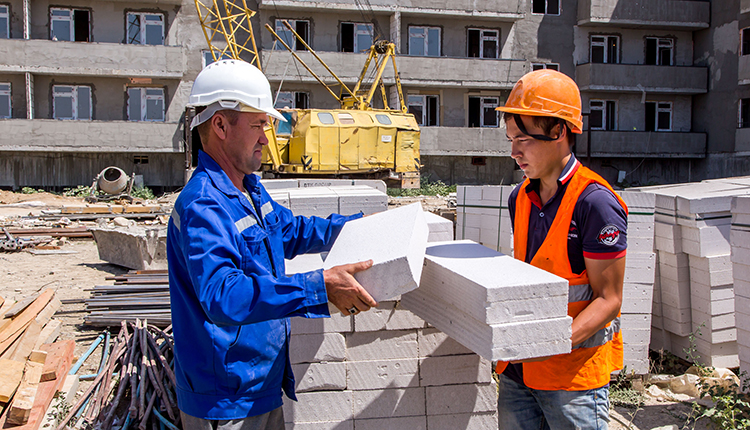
left=292, top=362, right=347, bottom=392
left=417, top=328, right=474, bottom=357
left=261, top=178, right=300, bottom=190
left=426, top=412, right=498, bottom=430
left=331, top=186, right=388, bottom=216
left=424, top=211, right=454, bottom=242
left=425, top=383, right=497, bottom=415
left=285, top=253, right=324, bottom=275
left=419, top=354, right=492, bottom=386
left=353, top=416, right=426, bottom=430
left=347, top=358, right=420, bottom=390
left=323, top=203, right=429, bottom=302
left=283, top=391, right=353, bottom=423
left=353, top=301, right=426, bottom=332
left=287, top=187, right=340, bottom=217
left=346, top=330, right=418, bottom=360
left=417, top=240, right=568, bottom=324
left=291, top=304, right=354, bottom=334
left=624, top=253, right=656, bottom=284
left=352, top=387, right=426, bottom=419
left=289, top=333, right=346, bottom=364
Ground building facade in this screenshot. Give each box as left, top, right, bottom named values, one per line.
left=0, top=0, right=747, bottom=189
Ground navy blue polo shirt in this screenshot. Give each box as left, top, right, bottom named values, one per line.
left=503, top=154, right=627, bottom=386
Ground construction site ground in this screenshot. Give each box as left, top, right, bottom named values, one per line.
left=0, top=190, right=717, bottom=430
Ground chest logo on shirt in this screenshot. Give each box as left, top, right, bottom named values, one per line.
left=597, top=224, right=621, bottom=246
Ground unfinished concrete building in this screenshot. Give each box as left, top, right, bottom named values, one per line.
left=0, top=0, right=748, bottom=189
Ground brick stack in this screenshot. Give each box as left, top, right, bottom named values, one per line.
left=640, top=180, right=750, bottom=368
left=267, top=184, right=388, bottom=217
left=732, top=196, right=750, bottom=376
left=618, top=191, right=657, bottom=374
left=455, top=185, right=514, bottom=255
left=283, top=200, right=499, bottom=429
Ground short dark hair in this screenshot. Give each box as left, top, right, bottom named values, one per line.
left=196, top=107, right=240, bottom=143
left=503, top=112, right=574, bottom=146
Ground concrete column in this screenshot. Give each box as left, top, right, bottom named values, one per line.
left=25, top=73, right=33, bottom=119
left=388, top=85, right=400, bottom=110
left=22, top=0, right=30, bottom=39
left=389, top=11, right=401, bottom=54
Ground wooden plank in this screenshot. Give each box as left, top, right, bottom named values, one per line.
left=0, top=359, right=27, bottom=403
left=0, top=341, right=74, bottom=430
left=9, top=322, right=42, bottom=362
left=36, top=375, right=78, bottom=430
left=33, top=298, right=61, bottom=327
left=40, top=341, right=73, bottom=383
left=32, top=320, right=62, bottom=350
left=6, top=352, right=47, bottom=425
left=0, top=290, right=54, bottom=347
left=0, top=300, right=18, bottom=334
left=4, top=295, right=38, bottom=319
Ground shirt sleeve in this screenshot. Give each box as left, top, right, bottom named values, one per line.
left=574, top=184, right=628, bottom=260
left=179, top=196, right=332, bottom=326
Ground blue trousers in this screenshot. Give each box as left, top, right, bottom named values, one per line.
left=497, top=373, right=610, bottom=430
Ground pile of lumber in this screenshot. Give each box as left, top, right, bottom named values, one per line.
left=0, top=289, right=75, bottom=429
left=84, top=270, right=170, bottom=327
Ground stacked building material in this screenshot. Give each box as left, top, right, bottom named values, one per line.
left=731, top=196, right=750, bottom=375
left=455, top=185, right=513, bottom=255
left=639, top=180, right=750, bottom=368
left=266, top=182, right=388, bottom=218
left=283, top=216, right=500, bottom=429
left=618, top=191, right=657, bottom=374
left=84, top=270, right=170, bottom=327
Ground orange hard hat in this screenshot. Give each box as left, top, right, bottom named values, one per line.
left=496, top=69, right=583, bottom=134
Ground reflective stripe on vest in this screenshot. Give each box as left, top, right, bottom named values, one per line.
left=170, top=209, right=181, bottom=231
left=496, top=164, right=628, bottom=391
left=235, top=215, right=258, bottom=233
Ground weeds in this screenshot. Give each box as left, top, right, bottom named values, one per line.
left=21, top=187, right=44, bottom=194
left=610, top=366, right=646, bottom=409
left=387, top=175, right=456, bottom=197
left=130, top=186, right=155, bottom=200
left=62, top=185, right=98, bottom=197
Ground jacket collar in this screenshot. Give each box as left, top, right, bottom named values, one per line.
left=197, top=150, right=262, bottom=198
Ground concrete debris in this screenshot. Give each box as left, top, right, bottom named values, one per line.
left=90, top=226, right=167, bottom=271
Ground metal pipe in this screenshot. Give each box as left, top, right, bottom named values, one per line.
left=70, top=332, right=105, bottom=375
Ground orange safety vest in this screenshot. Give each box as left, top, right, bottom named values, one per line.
left=495, top=164, right=628, bottom=391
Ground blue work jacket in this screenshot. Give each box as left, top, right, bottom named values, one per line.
left=167, top=150, right=360, bottom=420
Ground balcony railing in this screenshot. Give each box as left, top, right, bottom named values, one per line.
left=575, top=130, right=707, bottom=158
left=261, top=51, right=525, bottom=89
left=0, top=119, right=183, bottom=153
left=578, top=0, right=710, bottom=29
left=576, top=63, right=708, bottom=94
left=419, top=127, right=510, bottom=157
left=0, top=39, right=185, bottom=78
left=258, top=0, right=525, bottom=19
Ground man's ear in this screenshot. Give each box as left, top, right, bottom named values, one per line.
left=211, top=113, right=229, bottom=140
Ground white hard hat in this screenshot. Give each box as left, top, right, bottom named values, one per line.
left=188, top=59, right=286, bottom=129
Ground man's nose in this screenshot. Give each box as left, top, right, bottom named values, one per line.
left=259, top=130, right=269, bottom=146
left=510, top=141, right=521, bottom=159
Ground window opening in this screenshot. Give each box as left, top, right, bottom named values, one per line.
left=532, top=0, right=560, bottom=15
left=468, top=29, right=499, bottom=59
left=275, top=19, right=309, bottom=51
left=127, top=87, right=165, bottom=121
left=407, top=95, right=439, bottom=126
left=591, top=35, right=619, bottom=64
left=645, top=101, right=672, bottom=131
left=51, top=7, right=90, bottom=41
left=0, top=82, right=10, bottom=118
left=645, top=37, right=673, bottom=66
left=127, top=12, right=164, bottom=45
left=409, top=26, right=440, bottom=57
left=53, top=85, right=92, bottom=120
left=589, top=100, right=617, bottom=131
left=468, top=96, right=499, bottom=128
left=0, top=5, right=9, bottom=39
left=341, top=22, right=374, bottom=53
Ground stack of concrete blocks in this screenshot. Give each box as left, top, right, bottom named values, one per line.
left=455, top=185, right=514, bottom=255
left=268, top=185, right=387, bottom=217
left=282, top=202, right=499, bottom=428
left=731, top=196, right=750, bottom=375
left=639, top=179, right=750, bottom=368
left=262, top=178, right=387, bottom=194
left=617, top=191, right=657, bottom=374
left=402, top=240, right=573, bottom=362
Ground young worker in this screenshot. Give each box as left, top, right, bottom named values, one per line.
left=495, top=69, right=628, bottom=429
left=168, top=59, right=377, bottom=430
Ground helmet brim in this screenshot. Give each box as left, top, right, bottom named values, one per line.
left=495, top=106, right=583, bottom=134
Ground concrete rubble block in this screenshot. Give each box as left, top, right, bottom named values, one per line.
left=345, top=330, right=419, bottom=361
left=346, top=358, right=420, bottom=390
left=624, top=253, right=656, bottom=284
left=90, top=226, right=167, bottom=270
left=284, top=421, right=353, bottom=430
left=289, top=333, right=346, bottom=364
left=425, top=382, right=497, bottom=415
left=403, top=287, right=572, bottom=361
left=353, top=301, right=426, bottom=332
left=426, top=412, right=498, bottom=430
left=424, top=211, right=454, bottom=242
left=331, top=186, right=388, bottom=216
left=417, top=240, right=569, bottom=324
left=351, top=387, right=426, bottom=419
left=282, top=390, right=353, bottom=423
left=292, top=362, right=347, bottom=392
left=353, top=416, right=426, bottom=430
left=288, top=187, right=340, bottom=218
left=419, top=354, right=492, bottom=386
left=417, top=328, right=475, bottom=357
left=323, top=202, right=429, bottom=302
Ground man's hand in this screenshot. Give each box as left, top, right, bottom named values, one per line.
left=323, top=260, right=378, bottom=315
